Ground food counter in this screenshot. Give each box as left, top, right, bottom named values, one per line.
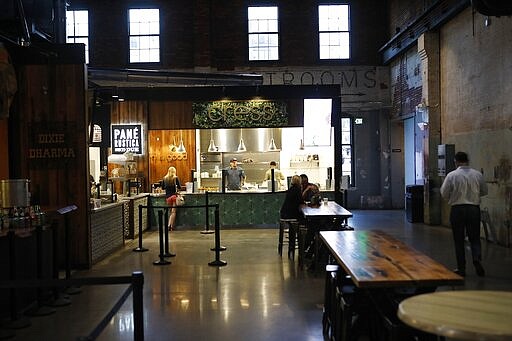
left=149, top=190, right=336, bottom=229
left=90, top=201, right=126, bottom=264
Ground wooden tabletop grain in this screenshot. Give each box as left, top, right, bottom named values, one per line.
left=398, top=290, right=512, bottom=340
left=319, top=230, right=464, bottom=288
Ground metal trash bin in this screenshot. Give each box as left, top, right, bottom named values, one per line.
left=405, top=185, right=424, bottom=223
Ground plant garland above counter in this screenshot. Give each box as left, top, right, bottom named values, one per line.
left=193, top=100, right=288, bottom=128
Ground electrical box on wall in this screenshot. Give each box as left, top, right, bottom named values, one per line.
left=438, top=144, right=455, bottom=176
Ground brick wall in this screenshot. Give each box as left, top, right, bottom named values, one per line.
left=73, top=0, right=388, bottom=70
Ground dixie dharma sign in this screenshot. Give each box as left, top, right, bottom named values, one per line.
left=112, top=124, right=142, bottom=154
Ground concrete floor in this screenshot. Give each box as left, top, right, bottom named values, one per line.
left=7, top=210, right=512, bottom=340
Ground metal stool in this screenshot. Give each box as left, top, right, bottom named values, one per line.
left=278, top=218, right=298, bottom=258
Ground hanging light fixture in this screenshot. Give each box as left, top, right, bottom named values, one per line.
left=237, top=128, right=247, bottom=152
left=268, top=128, right=278, bottom=151
left=176, top=130, right=186, bottom=153
left=207, top=129, right=218, bottom=152
left=169, top=135, right=177, bottom=152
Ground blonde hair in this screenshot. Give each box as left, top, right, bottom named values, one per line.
left=164, top=166, right=177, bottom=184
left=291, top=175, right=301, bottom=186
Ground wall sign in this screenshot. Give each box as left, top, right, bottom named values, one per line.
left=192, top=100, right=288, bottom=128
left=28, top=123, right=77, bottom=166
left=112, top=124, right=142, bottom=154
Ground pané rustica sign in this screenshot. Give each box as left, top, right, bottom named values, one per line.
left=112, top=124, right=143, bottom=154
left=192, top=100, right=288, bottom=128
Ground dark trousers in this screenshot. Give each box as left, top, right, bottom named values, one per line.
left=450, top=204, right=482, bottom=270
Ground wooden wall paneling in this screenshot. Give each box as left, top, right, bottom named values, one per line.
left=13, top=63, right=90, bottom=268
left=149, top=101, right=194, bottom=129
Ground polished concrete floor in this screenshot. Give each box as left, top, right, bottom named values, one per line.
left=7, top=210, right=512, bottom=340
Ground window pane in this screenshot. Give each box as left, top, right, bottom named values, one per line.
left=129, top=8, right=160, bottom=63
left=248, top=6, right=279, bottom=61
left=318, top=5, right=349, bottom=60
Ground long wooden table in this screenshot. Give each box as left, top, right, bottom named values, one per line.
left=300, top=201, right=352, bottom=269
left=398, top=290, right=512, bottom=340
left=320, top=230, right=464, bottom=340
left=319, top=230, right=463, bottom=288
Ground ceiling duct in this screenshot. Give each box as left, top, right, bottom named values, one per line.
left=88, top=67, right=263, bottom=89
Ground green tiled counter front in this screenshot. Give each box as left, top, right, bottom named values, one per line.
left=149, top=192, right=287, bottom=229
left=148, top=191, right=336, bottom=229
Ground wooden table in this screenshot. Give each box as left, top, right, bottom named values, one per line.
left=320, top=230, right=464, bottom=340
left=301, top=200, right=353, bottom=224
left=319, top=229, right=463, bottom=288
left=398, top=290, right=512, bottom=340
left=300, top=201, right=352, bottom=268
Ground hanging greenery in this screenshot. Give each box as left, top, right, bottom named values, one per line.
left=192, top=100, right=288, bottom=128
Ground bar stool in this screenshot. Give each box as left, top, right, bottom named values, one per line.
left=278, top=218, right=298, bottom=258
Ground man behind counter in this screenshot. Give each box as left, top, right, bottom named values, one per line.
left=225, top=158, right=246, bottom=190
left=264, top=161, right=285, bottom=189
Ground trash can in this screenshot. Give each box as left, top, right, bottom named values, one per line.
left=405, top=185, right=424, bottom=223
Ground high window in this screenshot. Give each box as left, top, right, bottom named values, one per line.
left=341, top=117, right=353, bottom=181
left=318, top=5, right=350, bottom=60
left=248, top=6, right=279, bottom=61
left=128, top=8, right=160, bottom=63
left=66, top=10, right=89, bottom=64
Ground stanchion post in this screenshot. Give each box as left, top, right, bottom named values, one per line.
left=50, top=219, right=70, bottom=307
left=5, top=229, right=31, bottom=329
left=153, top=210, right=170, bottom=266
left=133, top=205, right=148, bottom=252
left=63, top=212, right=81, bottom=295
left=208, top=204, right=227, bottom=267
left=201, top=191, right=214, bottom=234
left=163, top=208, right=176, bottom=257
left=25, top=224, right=55, bottom=316
left=132, top=271, right=144, bottom=341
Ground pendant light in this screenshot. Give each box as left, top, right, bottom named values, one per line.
left=176, top=130, right=186, bottom=153
left=268, top=128, right=278, bottom=151
left=207, top=129, right=218, bottom=152
left=169, top=136, right=177, bottom=152
left=237, top=128, right=247, bottom=152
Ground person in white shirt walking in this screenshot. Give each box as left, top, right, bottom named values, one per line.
left=440, top=151, right=488, bottom=277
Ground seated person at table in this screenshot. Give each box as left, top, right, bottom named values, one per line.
left=280, top=175, right=305, bottom=221
left=300, top=174, right=320, bottom=201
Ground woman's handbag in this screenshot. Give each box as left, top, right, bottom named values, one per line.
left=176, top=194, right=185, bottom=206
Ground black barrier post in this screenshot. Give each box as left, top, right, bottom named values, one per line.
left=50, top=219, right=71, bottom=307
left=25, top=224, right=56, bottom=316
left=132, top=271, right=144, bottom=341
left=153, top=210, right=170, bottom=265
left=58, top=205, right=81, bottom=295
left=201, top=191, right=214, bottom=234
left=208, top=205, right=227, bottom=267
left=163, top=208, right=176, bottom=258
left=210, top=204, right=226, bottom=251
left=133, top=205, right=148, bottom=252
left=4, top=229, right=31, bottom=329
left=271, top=168, right=275, bottom=192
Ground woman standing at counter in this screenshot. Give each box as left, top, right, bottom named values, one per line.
left=163, top=166, right=181, bottom=230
